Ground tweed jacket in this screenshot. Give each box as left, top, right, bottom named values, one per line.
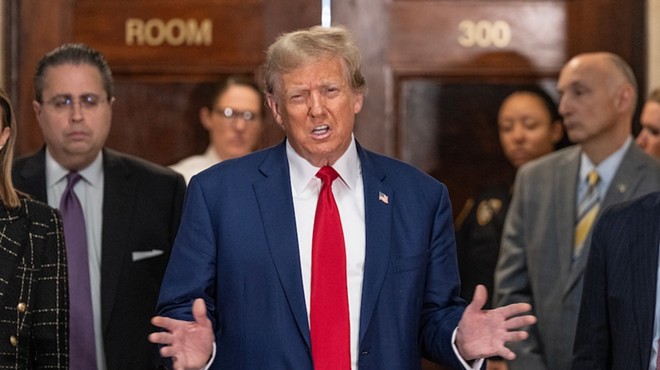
left=0, top=198, right=68, bottom=369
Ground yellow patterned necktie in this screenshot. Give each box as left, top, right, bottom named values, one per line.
left=573, top=169, right=600, bottom=259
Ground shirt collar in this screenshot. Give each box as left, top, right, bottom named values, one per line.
left=46, top=149, right=104, bottom=188
left=287, top=135, right=360, bottom=196
left=579, top=136, right=632, bottom=187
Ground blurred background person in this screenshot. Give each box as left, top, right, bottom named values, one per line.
left=455, top=87, right=564, bottom=370
left=457, top=87, right=564, bottom=304
left=170, top=75, right=265, bottom=183
left=636, top=87, right=660, bottom=159
left=495, top=52, right=660, bottom=370
left=0, top=87, right=68, bottom=368
left=12, top=43, right=186, bottom=370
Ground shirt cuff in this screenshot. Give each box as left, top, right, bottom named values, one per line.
left=200, top=342, right=217, bottom=370
left=452, top=327, right=485, bottom=370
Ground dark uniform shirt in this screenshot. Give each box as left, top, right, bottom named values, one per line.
left=455, top=184, right=511, bottom=309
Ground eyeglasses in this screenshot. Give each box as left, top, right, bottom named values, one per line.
left=44, top=94, right=108, bottom=113
left=213, top=107, right=259, bottom=122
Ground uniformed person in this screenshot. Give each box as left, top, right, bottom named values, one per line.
left=456, top=87, right=564, bottom=307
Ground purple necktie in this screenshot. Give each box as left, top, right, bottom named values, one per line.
left=60, top=172, right=97, bottom=369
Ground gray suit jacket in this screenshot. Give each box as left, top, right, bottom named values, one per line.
left=494, top=143, right=660, bottom=370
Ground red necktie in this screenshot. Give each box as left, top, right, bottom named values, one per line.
left=310, top=166, right=351, bottom=370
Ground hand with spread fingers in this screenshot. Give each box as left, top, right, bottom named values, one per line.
left=149, top=299, right=215, bottom=370
left=456, top=285, right=536, bottom=361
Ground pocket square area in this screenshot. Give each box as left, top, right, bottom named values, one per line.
left=132, top=249, right=164, bottom=261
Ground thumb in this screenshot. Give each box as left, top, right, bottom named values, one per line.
left=192, top=298, right=208, bottom=324
left=467, top=284, right=488, bottom=312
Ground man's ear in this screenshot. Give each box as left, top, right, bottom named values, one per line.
left=615, top=84, right=634, bottom=113
left=266, top=94, right=284, bottom=128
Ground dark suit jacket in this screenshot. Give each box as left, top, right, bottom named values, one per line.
left=156, top=140, right=468, bottom=370
left=573, top=191, right=660, bottom=370
left=13, top=147, right=186, bottom=370
left=0, top=198, right=68, bottom=369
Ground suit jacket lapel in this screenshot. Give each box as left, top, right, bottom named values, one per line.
left=355, top=145, right=392, bottom=343
left=253, top=142, right=312, bottom=349
left=15, top=147, right=48, bottom=202
left=556, top=148, right=580, bottom=293
left=100, top=149, right=135, bottom=333
left=633, top=195, right=660, bottom=368
left=567, top=144, right=653, bottom=292
left=602, top=144, right=650, bottom=208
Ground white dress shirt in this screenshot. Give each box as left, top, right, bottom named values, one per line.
left=577, top=136, right=633, bottom=207
left=287, top=138, right=366, bottom=369
left=170, top=146, right=222, bottom=184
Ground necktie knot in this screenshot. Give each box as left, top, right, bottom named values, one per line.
left=65, top=172, right=83, bottom=192
left=316, top=166, right=339, bottom=187
left=587, top=169, right=600, bottom=187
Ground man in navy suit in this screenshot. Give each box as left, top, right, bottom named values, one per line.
left=572, top=191, right=660, bottom=370
left=149, top=25, right=535, bottom=370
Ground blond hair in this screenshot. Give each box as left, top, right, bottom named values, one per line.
left=264, top=25, right=367, bottom=96
left=0, top=87, right=21, bottom=208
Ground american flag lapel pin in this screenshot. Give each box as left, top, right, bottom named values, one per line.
left=378, top=191, right=389, bottom=204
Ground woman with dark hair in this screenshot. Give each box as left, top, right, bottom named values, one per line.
left=455, top=87, right=565, bottom=370
left=0, top=87, right=68, bottom=369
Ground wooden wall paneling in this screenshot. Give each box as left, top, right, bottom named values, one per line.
left=565, top=0, right=647, bottom=132
left=71, top=0, right=266, bottom=165
left=261, top=0, right=321, bottom=152
left=72, top=0, right=264, bottom=75
left=11, top=0, right=321, bottom=164
left=399, top=76, right=559, bottom=219
left=14, top=0, right=74, bottom=156
left=387, top=1, right=567, bottom=218
left=334, top=0, right=392, bottom=156
left=388, top=1, right=567, bottom=75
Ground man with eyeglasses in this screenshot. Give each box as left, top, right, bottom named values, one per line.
left=12, top=43, right=186, bottom=370
left=170, top=75, right=265, bottom=183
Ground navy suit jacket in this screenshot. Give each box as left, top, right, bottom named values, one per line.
left=156, top=140, right=468, bottom=369
left=572, top=191, right=660, bottom=370
left=13, top=147, right=186, bottom=369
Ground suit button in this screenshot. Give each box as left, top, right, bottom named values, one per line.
left=16, top=303, right=26, bottom=313
left=9, top=336, right=17, bottom=347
